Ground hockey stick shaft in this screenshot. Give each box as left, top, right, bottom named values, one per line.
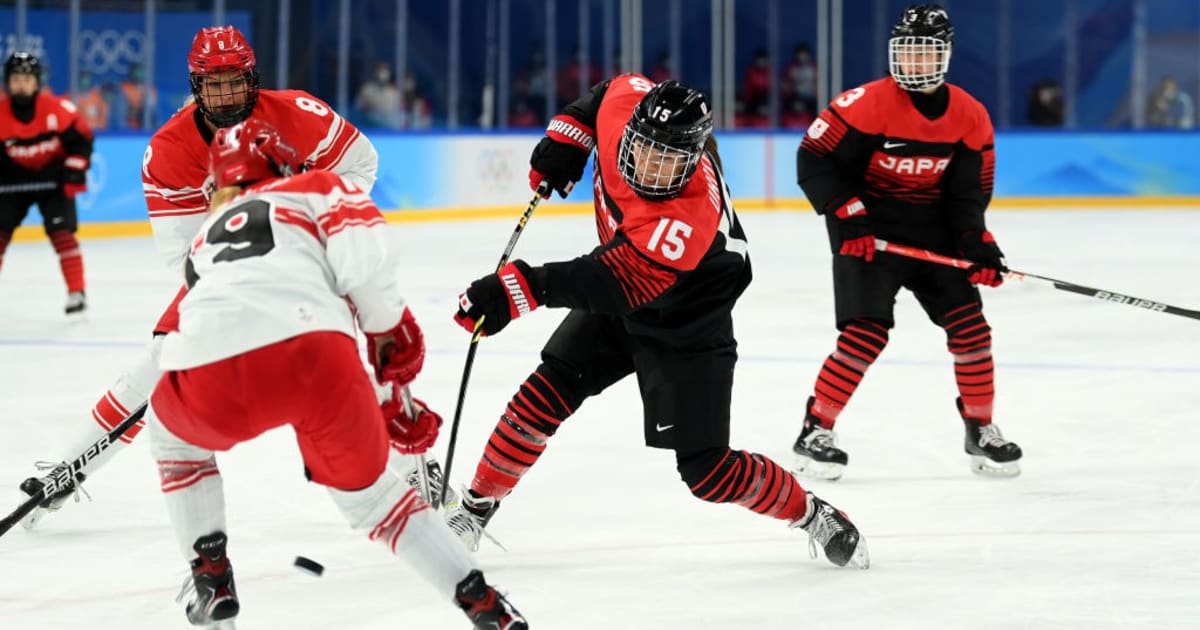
left=875, top=238, right=1200, bottom=321
left=0, top=402, right=149, bottom=538
left=396, top=386, right=434, bottom=504
left=0, top=181, right=58, bottom=195
left=437, top=184, right=547, bottom=506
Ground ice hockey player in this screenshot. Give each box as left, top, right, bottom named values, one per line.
left=791, top=3, right=1022, bottom=480
left=445, top=75, right=868, bottom=570
left=17, top=25, right=381, bottom=528
left=148, top=117, right=527, bottom=630
left=0, top=51, right=93, bottom=315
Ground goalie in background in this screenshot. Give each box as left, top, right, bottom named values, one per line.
left=446, top=74, right=869, bottom=570
left=147, top=118, right=527, bottom=630
left=792, top=3, right=1021, bottom=480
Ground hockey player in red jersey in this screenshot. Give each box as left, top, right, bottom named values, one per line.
left=17, top=26, right=380, bottom=528
left=445, top=75, right=868, bottom=570
left=791, top=4, right=1022, bottom=480
left=0, top=52, right=93, bottom=315
left=149, top=118, right=526, bottom=630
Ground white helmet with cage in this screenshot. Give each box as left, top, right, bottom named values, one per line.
left=888, top=4, right=954, bottom=91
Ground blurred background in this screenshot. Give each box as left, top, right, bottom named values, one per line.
left=4, top=0, right=1197, bottom=131
left=2, top=0, right=1197, bottom=232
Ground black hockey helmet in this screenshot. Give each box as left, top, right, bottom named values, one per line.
left=618, top=79, right=713, bottom=200
left=5, top=51, right=43, bottom=86
left=889, top=4, right=954, bottom=91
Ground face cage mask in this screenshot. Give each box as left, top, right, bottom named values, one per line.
left=617, top=126, right=702, bottom=200
left=190, top=69, right=260, bottom=128
left=888, top=36, right=951, bottom=91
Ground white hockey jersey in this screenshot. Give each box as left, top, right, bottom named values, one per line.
left=158, top=170, right=404, bottom=371
left=142, top=89, right=378, bottom=274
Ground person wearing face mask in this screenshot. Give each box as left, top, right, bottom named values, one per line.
left=0, top=51, right=94, bottom=316
left=355, top=62, right=403, bottom=129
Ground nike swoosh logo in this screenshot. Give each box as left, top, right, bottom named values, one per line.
left=883, top=141, right=906, bottom=149
left=655, top=423, right=674, bottom=432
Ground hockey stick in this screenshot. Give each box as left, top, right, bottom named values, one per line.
left=396, top=386, right=434, bottom=504
left=0, top=181, right=58, bottom=195
left=0, top=402, right=149, bottom=538
left=875, top=238, right=1200, bottom=321
left=437, top=183, right=548, bottom=507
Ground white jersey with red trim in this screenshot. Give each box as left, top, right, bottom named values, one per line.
left=142, top=89, right=378, bottom=274
left=158, top=170, right=404, bottom=371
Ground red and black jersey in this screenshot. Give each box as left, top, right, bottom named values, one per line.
left=537, top=73, right=751, bottom=343
left=797, top=76, right=994, bottom=251
left=0, top=92, right=93, bottom=185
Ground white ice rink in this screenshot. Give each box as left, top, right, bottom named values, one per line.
left=1, top=208, right=1198, bottom=629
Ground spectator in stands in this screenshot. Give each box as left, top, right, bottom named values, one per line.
left=355, top=61, right=403, bottom=129
left=556, top=48, right=601, bottom=109
left=1026, top=78, right=1063, bottom=127
left=741, top=48, right=771, bottom=114
left=649, top=50, right=672, bottom=83
left=783, top=43, right=817, bottom=113
left=71, top=71, right=109, bottom=131
left=400, top=70, right=432, bottom=129
left=119, top=63, right=155, bottom=129
left=508, top=98, right=541, bottom=128
left=1148, top=76, right=1194, bottom=129
left=781, top=96, right=815, bottom=129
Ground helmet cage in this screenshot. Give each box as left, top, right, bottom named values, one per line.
left=618, top=126, right=703, bottom=200
left=888, top=36, right=951, bottom=91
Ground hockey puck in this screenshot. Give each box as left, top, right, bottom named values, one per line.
left=293, top=555, right=325, bottom=577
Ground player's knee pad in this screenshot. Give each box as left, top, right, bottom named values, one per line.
left=504, top=359, right=585, bottom=437
left=834, top=319, right=890, bottom=368
left=676, top=447, right=743, bottom=503
left=941, top=302, right=992, bottom=356
left=147, top=405, right=213, bottom=463
left=328, top=451, right=421, bottom=532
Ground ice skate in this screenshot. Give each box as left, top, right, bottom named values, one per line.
left=64, top=290, right=86, bottom=317
left=402, top=456, right=455, bottom=505
left=444, top=488, right=501, bottom=552
left=454, top=569, right=528, bottom=630
left=792, top=399, right=848, bottom=480
left=18, top=462, right=84, bottom=530
left=791, top=492, right=869, bottom=569
left=959, top=398, right=1022, bottom=477
left=178, top=531, right=239, bottom=626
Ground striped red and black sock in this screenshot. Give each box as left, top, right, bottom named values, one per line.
left=680, top=448, right=809, bottom=522
left=942, top=302, right=994, bottom=423
left=48, top=230, right=85, bottom=292
left=808, top=319, right=889, bottom=428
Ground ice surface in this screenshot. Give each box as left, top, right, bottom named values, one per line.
left=2, top=208, right=1198, bottom=629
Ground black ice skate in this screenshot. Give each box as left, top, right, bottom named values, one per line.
left=454, top=569, right=528, bottom=630
left=790, top=492, right=869, bottom=569
left=444, top=488, right=502, bottom=552
left=178, top=531, right=239, bottom=627
left=792, top=397, right=849, bottom=480
left=18, top=463, right=84, bottom=530
left=958, top=398, right=1022, bottom=478
left=64, top=290, right=86, bottom=316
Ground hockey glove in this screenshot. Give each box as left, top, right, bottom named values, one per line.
left=831, top=197, right=875, bottom=262
left=454, top=260, right=541, bottom=336
left=62, top=156, right=88, bottom=199
left=364, top=307, right=425, bottom=387
left=380, top=386, right=443, bottom=455
left=959, top=229, right=1007, bottom=287
left=529, top=114, right=595, bottom=199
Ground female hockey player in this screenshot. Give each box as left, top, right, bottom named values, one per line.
left=447, top=75, right=869, bottom=570
left=146, top=118, right=526, bottom=629
left=790, top=3, right=1022, bottom=480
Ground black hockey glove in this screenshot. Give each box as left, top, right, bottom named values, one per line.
left=528, top=114, right=595, bottom=199
left=958, top=229, right=1007, bottom=287
left=454, top=260, right=544, bottom=336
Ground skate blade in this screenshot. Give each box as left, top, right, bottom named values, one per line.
left=792, top=456, right=845, bottom=481
left=845, top=537, right=870, bottom=570
left=19, top=506, right=47, bottom=530
left=970, top=455, right=1020, bottom=478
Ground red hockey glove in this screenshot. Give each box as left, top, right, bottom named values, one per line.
left=831, top=196, right=875, bottom=262
left=380, top=387, right=443, bottom=455
left=959, top=230, right=1007, bottom=287
left=62, top=156, right=88, bottom=199
left=454, top=260, right=541, bottom=336
left=529, top=114, right=595, bottom=199
left=364, top=307, right=425, bottom=387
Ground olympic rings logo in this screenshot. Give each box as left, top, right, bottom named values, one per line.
left=78, top=29, right=145, bottom=75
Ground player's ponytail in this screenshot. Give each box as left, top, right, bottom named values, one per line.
left=704, top=136, right=724, bottom=172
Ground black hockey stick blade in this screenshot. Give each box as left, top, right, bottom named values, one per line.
left=0, top=403, right=148, bottom=538
left=1005, top=270, right=1200, bottom=321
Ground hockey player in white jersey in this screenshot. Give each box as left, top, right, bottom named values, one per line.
left=148, top=117, right=527, bottom=629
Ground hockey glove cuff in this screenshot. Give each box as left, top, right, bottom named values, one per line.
left=454, top=260, right=542, bottom=336
left=365, top=307, right=425, bottom=387
left=62, top=155, right=88, bottom=199
left=529, top=115, right=595, bottom=199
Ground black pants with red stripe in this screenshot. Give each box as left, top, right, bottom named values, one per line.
left=0, top=190, right=78, bottom=234
left=541, top=309, right=736, bottom=451
left=832, top=251, right=980, bottom=328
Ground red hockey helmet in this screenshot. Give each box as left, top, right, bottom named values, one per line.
left=188, top=26, right=260, bottom=127
left=210, top=118, right=301, bottom=188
